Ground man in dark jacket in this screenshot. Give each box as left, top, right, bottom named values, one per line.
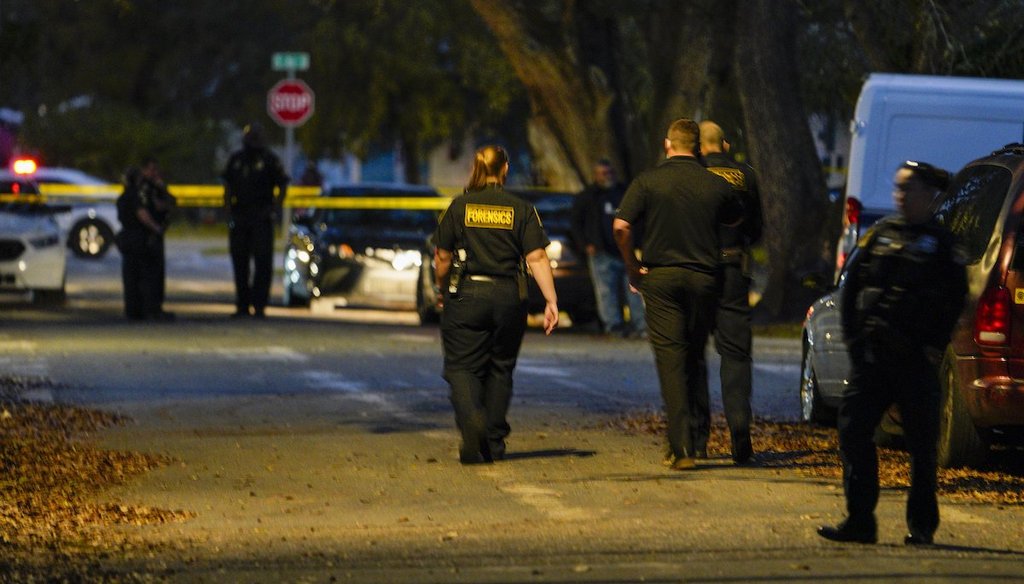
left=221, top=123, right=290, bottom=318
left=572, top=160, right=646, bottom=337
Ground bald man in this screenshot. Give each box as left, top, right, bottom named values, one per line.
left=698, top=120, right=763, bottom=464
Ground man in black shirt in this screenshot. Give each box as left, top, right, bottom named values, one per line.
left=572, top=159, right=646, bottom=337
left=614, top=118, right=740, bottom=470
left=221, top=123, right=289, bottom=318
left=699, top=120, right=763, bottom=464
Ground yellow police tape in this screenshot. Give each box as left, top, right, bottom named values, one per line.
left=0, top=184, right=457, bottom=210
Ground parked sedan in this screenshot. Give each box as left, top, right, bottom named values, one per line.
left=801, top=143, right=1024, bottom=468
left=282, top=183, right=443, bottom=310
left=0, top=177, right=68, bottom=304
left=416, top=189, right=596, bottom=326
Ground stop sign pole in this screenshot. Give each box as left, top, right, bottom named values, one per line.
left=268, top=52, right=314, bottom=192
left=269, top=52, right=313, bottom=237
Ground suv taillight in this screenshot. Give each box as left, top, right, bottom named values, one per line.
left=846, top=197, right=862, bottom=226
left=975, top=286, right=1011, bottom=346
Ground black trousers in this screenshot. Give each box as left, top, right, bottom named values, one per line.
left=441, top=278, right=527, bottom=459
left=838, top=341, right=941, bottom=537
left=710, top=261, right=753, bottom=457
left=121, top=231, right=166, bottom=320
left=229, top=215, right=275, bottom=315
left=641, top=266, right=717, bottom=459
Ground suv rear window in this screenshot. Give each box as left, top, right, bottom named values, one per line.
left=935, top=164, right=1012, bottom=264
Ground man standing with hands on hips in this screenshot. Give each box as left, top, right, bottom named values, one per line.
left=613, top=118, right=740, bottom=471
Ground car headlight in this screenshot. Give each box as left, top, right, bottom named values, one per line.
left=29, top=234, right=60, bottom=248
left=390, top=249, right=422, bottom=271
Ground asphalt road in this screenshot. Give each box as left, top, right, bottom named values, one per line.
left=2, top=239, right=1024, bottom=582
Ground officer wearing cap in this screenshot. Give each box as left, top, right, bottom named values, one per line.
left=221, top=123, right=290, bottom=318
left=819, top=160, right=967, bottom=546
left=434, top=144, right=559, bottom=464
left=699, top=120, right=763, bottom=464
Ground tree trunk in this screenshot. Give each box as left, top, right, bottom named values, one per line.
left=735, top=0, right=834, bottom=320
left=469, top=1, right=619, bottom=189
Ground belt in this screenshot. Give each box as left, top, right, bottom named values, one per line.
left=467, top=274, right=514, bottom=283
left=721, top=247, right=745, bottom=259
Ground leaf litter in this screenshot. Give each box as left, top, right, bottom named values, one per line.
left=1, top=374, right=193, bottom=581
left=609, top=409, right=1024, bottom=505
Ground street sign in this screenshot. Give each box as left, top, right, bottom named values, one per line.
left=267, top=79, right=315, bottom=127
left=272, top=52, right=310, bottom=72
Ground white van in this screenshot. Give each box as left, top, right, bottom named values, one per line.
left=837, top=73, right=1024, bottom=271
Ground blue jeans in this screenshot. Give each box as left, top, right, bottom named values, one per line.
left=588, top=252, right=646, bottom=333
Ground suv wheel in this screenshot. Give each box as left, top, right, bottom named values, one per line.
left=69, top=218, right=113, bottom=259
left=800, top=339, right=836, bottom=425
left=937, top=348, right=989, bottom=468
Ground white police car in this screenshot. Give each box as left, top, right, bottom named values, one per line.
left=0, top=174, right=68, bottom=304
left=0, top=160, right=120, bottom=259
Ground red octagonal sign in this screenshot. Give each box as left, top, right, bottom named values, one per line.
left=267, top=79, right=315, bottom=127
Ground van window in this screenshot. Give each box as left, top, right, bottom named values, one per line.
left=935, top=165, right=1012, bottom=264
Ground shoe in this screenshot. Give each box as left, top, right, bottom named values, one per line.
left=459, top=452, right=489, bottom=465
left=732, top=443, right=754, bottom=464
left=253, top=311, right=266, bottom=319
left=904, top=532, right=934, bottom=546
left=231, top=310, right=250, bottom=319
left=694, top=448, right=708, bottom=460
left=669, top=456, right=697, bottom=471
left=817, top=521, right=877, bottom=544
left=155, top=311, right=176, bottom=322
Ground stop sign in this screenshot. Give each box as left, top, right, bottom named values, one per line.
left=267, top=79, right=315, bottom=127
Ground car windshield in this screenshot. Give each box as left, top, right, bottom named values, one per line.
left=0, top=179, right=47, bottom=214
left=322, top=208, right=438, bottom=232
left=514, top=192, right=574, bottom=232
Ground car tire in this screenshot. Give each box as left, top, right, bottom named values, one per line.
left=416, top=274, right=440, bottom=326
left=32, top=279, right=66, bottom=306
left=69, top=218, right=114, bottom=259
left=800, top=339, right=836, bottom=426
left=937, top=348, right=989, bottom=468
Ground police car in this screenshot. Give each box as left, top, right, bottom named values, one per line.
left=0, top=169, right=68, bottom=304
left=0, top=160, right=120, bottom=259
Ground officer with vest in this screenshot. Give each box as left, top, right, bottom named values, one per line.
left=117, top=157, right=176, bottom=321
left=221, top=122, right=289, bottom=318
left=819, top=160, right=967, bottom=546
left=699, top=120, right=763, bottom=464
left=433, top=145, right=559, bottom=464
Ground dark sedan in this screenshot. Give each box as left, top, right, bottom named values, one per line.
left=283, top=183, right=444, bottom=310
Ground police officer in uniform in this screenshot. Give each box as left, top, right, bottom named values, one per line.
left=221, top=123, right=289, bottom=318
left=434, top=145, right=559, bottom=464
left=818, top=161, right=966, bottom=546
left=117, top=157, right=176, bottom=321
left=613, top=119, right=740, bottom=470
left=699, top=120, right=763, bottom=464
